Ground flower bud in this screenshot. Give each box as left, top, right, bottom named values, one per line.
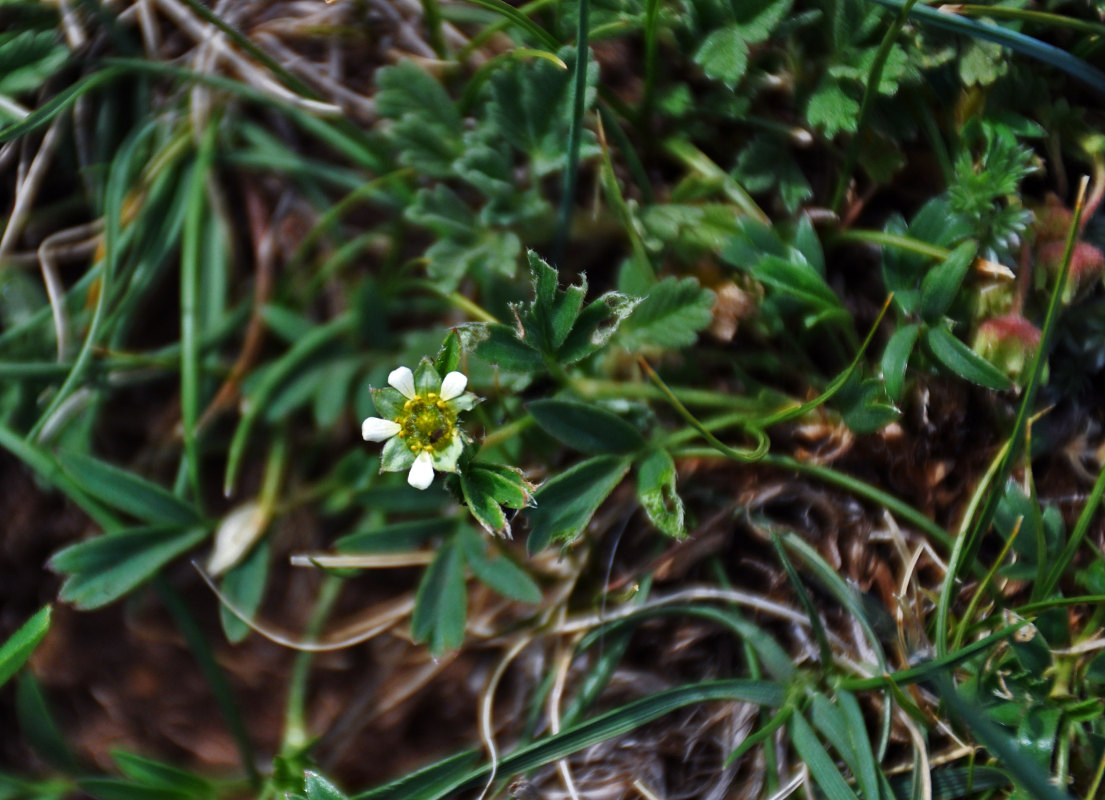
left=1036, top=240, right=1105, bottom=304
left=972, top=314, right=1042, bottom=383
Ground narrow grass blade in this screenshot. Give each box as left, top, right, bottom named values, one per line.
left=0, top=607, right=50, bottom=690
left=930, top=672, right=1073, bottom=800
left=756, top=294, right=893, bottom=427
left=576, top=603, right=795, bottom=682
left=771, top=534, right=833, bottom=670
left=0, top=66, right=126, bottom=143
left=790, top=710, right=862, bottom=800
left=28, top=120, right=159, bottom=441
left=641, top=358, right=769, bottom=462
left=181, top=123, right=217, bottom=502
left=357, top=679, right=784, bottom=800
left=16, top=673, right=79, bottom=772
left=554, top=7, right=592, bottom=264
left=155, top=577, right=260, bottom=789
left=725, top=705, right=792, bottom=767
left=777, top=531, right=887, bottom=671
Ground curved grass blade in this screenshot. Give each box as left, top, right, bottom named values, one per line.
left=0, top=66, right=126, bottom=143
left=756, top=294, right=892, bottom=427
left=576, top=603, right=795, bottom=683
left=357, top=679, right=784, bottom=800
left=641, top=358, right=768, bottom=462
left=873, top=0, right=1105, bottom=95
left=28, top=120, right=160, bottom=441
left=155, top=577, right=260, bottom=789
left=841, top=621, right=1024, bottom=692
left=460, top=0, right=560, bottom=51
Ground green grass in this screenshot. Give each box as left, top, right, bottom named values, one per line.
left=2, top=1, right=1105, bottom=798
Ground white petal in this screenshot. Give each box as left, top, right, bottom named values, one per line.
left=207, top=502, right=268, bottom=577
left=362, top=417, right=401, bottom=442
left=407, top=451, right=435, bottom=490
left=439, top=371, right=468, bottom=401
left=388, top=366, right=416, bottom=399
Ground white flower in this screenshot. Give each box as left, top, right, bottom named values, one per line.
left=361, top=361, right=476, bottom=490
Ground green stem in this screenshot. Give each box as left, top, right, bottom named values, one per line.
left=641, top=359, right=769, bottom=463
left=831, top=0, right=920, bottom=213
left=420, top=0, right=449, bottom=57
left=283, top=575, right=344, bottom=751
left=410, top=280, right=499, bottom=323
left=832, top=229, right=950, bottom=261
left=480, top=414, right=536, bottom=450
left=554, top=0, right=592, bottom=265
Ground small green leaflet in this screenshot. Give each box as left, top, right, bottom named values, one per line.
left=51, top=527, right=208, bottom=610
left=618, top=276, right=715, bottom=350
left=526, top=455, right=631, bottom=553
left=411, top=536, right=467, bottom=656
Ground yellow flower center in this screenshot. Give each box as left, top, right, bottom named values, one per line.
left=397, top=394, right=457, bottom=453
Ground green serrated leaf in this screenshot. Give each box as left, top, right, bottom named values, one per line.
left=56, top=451, right=203, bottom=527
left=526, top=456, right=631, bottom=553
left=411, top=536, right=467, bottom=655
left=920, top=241, right=978, bottom=321
left=51, top=527, right=209, bottom=610
left=467, top=463, right=533, bottom=509
left=404, top=185, right=476, bottom=240
left=636, top=449, right=685, bottom=538
left=694, top=26, right=750, bottom=87
left=619, top=276, right=715, bottom=350
left=734, top=0, right=795, bottom=42
left=375, top=60, right=460, bottom=130
left=460, top=467, right=509, bottom=537
left=425, top=230, right=521, bottom=293
left=458, top=526, right=541, bottom=603
left=485, top=46, right=598, bottom=177
left=806, top=76, right=860, bottom=138
left=924, top=324, right=1012, bottom=390
left=529, top=399, right=645, bottom=455
left=0, top=606, right=49, bottom=691
left=558, top=292, right=640, bottom=364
